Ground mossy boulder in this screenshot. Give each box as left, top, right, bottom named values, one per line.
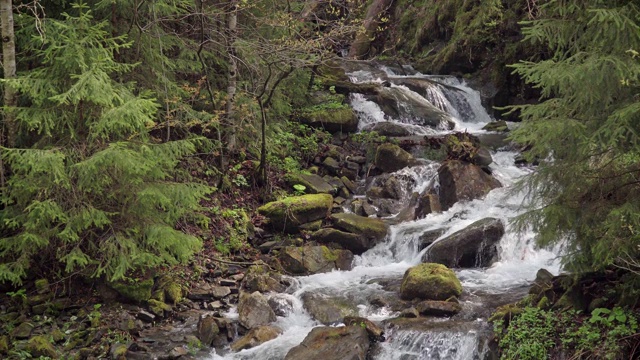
left=197, top=315, right=220, bottom=346
left=0, top=335, right=9, bottom=354
left=258, top=194, right=333, bottom=233
left=11, top=322, right=34, bottom=339
left=298, top=106, right=359, bottom=134
left=437, top=160, right=501, bottom=211
left=27, top=335, right=58, bottom=358
left=238, top=291, right=277, bottom=330
left=310, top=228, right=370, bottom=255
left=278, top=246, right=353, bottom=275
left=399, top=263, right=462, bottom=301
left=242, top=262, right=287, bottom=293
left=109, top=278, right=154, bottom=303
left=230, top=325, right=282, bottom=352
left=482, top=120, right=509, bottom=132
left=330, top=213, right=389, bottom=243
left=285, top=173, right=335, bottom=194
left=375, top=143, right=418, bottom=173
left=301, top=293, right=359, bottom=325
left=148, top=299, right=172, bottom=318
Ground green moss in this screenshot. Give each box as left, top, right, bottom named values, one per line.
left=330, top=213, right=389, bottom=240
left=321, top=246, right=339, bottom=262
left=27, top=335, right=58, bottom=358
left=258, top=194, right=333, bottom=233
left=35, top=278, right=50, bottom=293
left=489, top=303, right=523, bottom=323
left=400, top=263, right=462, bottom=301
left=148, top=299, right=172, bottom=316
left=109, top=278, right=154, bottom=303
left=0, top=335, right=9, bottom=354
left=536, top=296, right=550, bottom=309
left=164, top=282, right=183, bottom=304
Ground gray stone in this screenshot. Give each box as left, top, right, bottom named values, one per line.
left=301, top=293, right=358, bottom=325
left=423, top=218, right=504, bottom=268
left=310, top=228, right=371, bottom=255
left=375, top=143, right=417, bottom=173
left=284, top=326, right=370, bottom=360
left=438, top=160, right=501, bottom=211
left=416, top=300, right=462, bottom=317
left=285, top=173, right=335, bottom=194
left=197, top=315, right=220, bottom=346
left=238, top=291, right=277, bottom=329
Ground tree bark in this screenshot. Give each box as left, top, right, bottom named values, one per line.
left=225, top=0, right=239, bottom=152
left=348, top=0, right=393, bottom=60
left=1, top=0, right=17, bottom=147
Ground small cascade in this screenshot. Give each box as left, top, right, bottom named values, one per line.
left=206, top=62, right=561, bottom=360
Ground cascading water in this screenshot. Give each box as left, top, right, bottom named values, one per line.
left=207, top=64, right=561, bottom=360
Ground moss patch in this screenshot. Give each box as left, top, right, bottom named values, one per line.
left=109, top=278, right=154, bottom=303
left=400, top=263, right=462, bottom=301
left=27, top=335, right=58, bottom=358
left=258, top=194, right=333, bottom=233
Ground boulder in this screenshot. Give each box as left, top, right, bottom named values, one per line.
left=310, top=228, right=371, bottom=255
left=437, top=160, right=501, bottom=211
left=237, top=291, right=277, bottom=330
left=322, top=157, right=341, bottom=175
left=415, top=192, right=442, bottom=219
left=278, top=246, right=353, bottom=275
left=268, top=294, right=296, bottom=317
left=26, top=336, right=58, bottom=359
left=344, top=316, right=385, bottom=342
left=197, top=315, right=220, bottom=346
left=298, top=106, right=359, bottom=134
left=230, top=325, right=282, bottom=352
left=258, top=194, right=333, bottom=233
left=301, top=293, right=358, bottom=325
left=399, top=263, right=462, bottom=301
left=375, top=87, right=454, bottom=129
left=330, top=213, right=389, bottom=242
left=417, top=228, right=446, bottom=251
left=482, top=120, right=509, bottom=132
left=375, top=143, right=417, bottom=173
left=109, top=278, right=154, bottom=303
left=423, top=218, right=504, bottom=268
left=416, top=300, right=462, bottom=317
left=473, top=147, right=494, bottom=168
left=241, top=263, right=287, bottom=293
left=285, top=173, right=335, bottom=194
left=284, top=326, right=370, bottom=360
left=363, top=122, right=412, bottom=137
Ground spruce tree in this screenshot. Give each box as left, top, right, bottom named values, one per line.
left=0, top=3, right=210, bottom=285
left=509, top=0, right=640, bottom=271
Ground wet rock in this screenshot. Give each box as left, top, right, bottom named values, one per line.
left=529, top=268, right=555, bottom=298
left=230, top=325, right=282, bottom=352
left=322, top=157, right=341, bottom=175
left=110, top=343, right=128, bottom=360
left=340, top=176, right=357, bottom=193
left=210, top=286, right=231, bottom=299
left=207, top=301, right=224, bottom=310
left=285, top=173, right=335, bottom=194
left=268, top=294, right=295, bottom=317
left=474, top=147, right=494, bottom=167
left=278, top=246, right=353, bottom=275
left=344, top=316, right=385, bottom=342
left=147, top=299, right=172, bottom=318
left=423, top=218, right=504, bottom=268
left=11, top=322, right=34, bottom=339
left=298, top=106, right=359, bottom=134
left=417, top=228, right=446, bottom=251
left=238, top=291, right=277, bottom=329
left=350, top=155, right=367, bottom=164
left=284, top=325, right=370, bottom=360
left=258, top=194, right=333, bottom=233
left=197, top=315, right=220, bottom=346
left=136, top=310, right=156, bottom=323
left=109, top=278, right=154, bottom=303
left=363, top=121, right=412, bottom=137
left=399, top=263, right=462, bottom=301
left=482, top=120, right=509, bottom=132
left=416, top=300, right=462, bottom=317
left=375, top=87, right=454, bottom=129
left=169, top=346, right=188, bottom=358
left=27, top=335, right=58, bottom=358
left=437, top=160, right=501, bottom=211
left=310, top=228, right=370, bottom=255
left=399, top=307, right=419, bottom=318
left=301, top=293, right=358, bottom=324
left=415, top=191, right=441, bottom=219
left=375, top=143, right=417, bottom=173
left=330, top=212, right=389, bottom=242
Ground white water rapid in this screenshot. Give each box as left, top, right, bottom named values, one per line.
left=208, top=64, right=561, bottom=360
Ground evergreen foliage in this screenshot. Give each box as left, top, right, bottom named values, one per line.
left=509, top=0, right=640, bottom=271
left=0, top=3, right=210, bottom=285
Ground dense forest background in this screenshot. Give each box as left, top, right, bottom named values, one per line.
left=0, top=0, right=639, bottom=359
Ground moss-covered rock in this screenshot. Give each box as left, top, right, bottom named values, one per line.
left=285, top=173, right=335, bottom=194
left=278, top=246, right=353, bottom=275
left=258, top=194, right=333, bottom=233
left=301, top=293, right=359, bottom=325
left=330, top=213, right=389, bottom=243
left=298, top=106, right=359, bottom=134
left=197, top=315, right=221, bottom=346
left=489, top=303, right=523, bottom=325
left=375, top=143, right=417, bottom=173
left=148, top=299, right=172, bottom=317
left=0, top=335, right=9, bottom=354
left=482, top=120, right=509, bottom=132
left=242, top=262, right=287, bottom=293
left=27, top=335, right=58, bottom=359
left=109, top=278, right=154, bottom=303
left=310, top=228, right=370, bottom=255
left=230, top=325, right=282, bottom=352
left=399, top=263, right=462, bottom=301
left=11, top=322, right=34, bottom=339
left=35, top=278, right=50, bottom=294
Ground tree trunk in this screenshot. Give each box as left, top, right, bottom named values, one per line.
left=348, top=0, right=393, bottom=60
left=225, top=0, right=239, bottom=152
left=1, top=0, right=17, bottom=147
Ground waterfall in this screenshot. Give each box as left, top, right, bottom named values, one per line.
left=206, top=63, right=561, bottom=360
